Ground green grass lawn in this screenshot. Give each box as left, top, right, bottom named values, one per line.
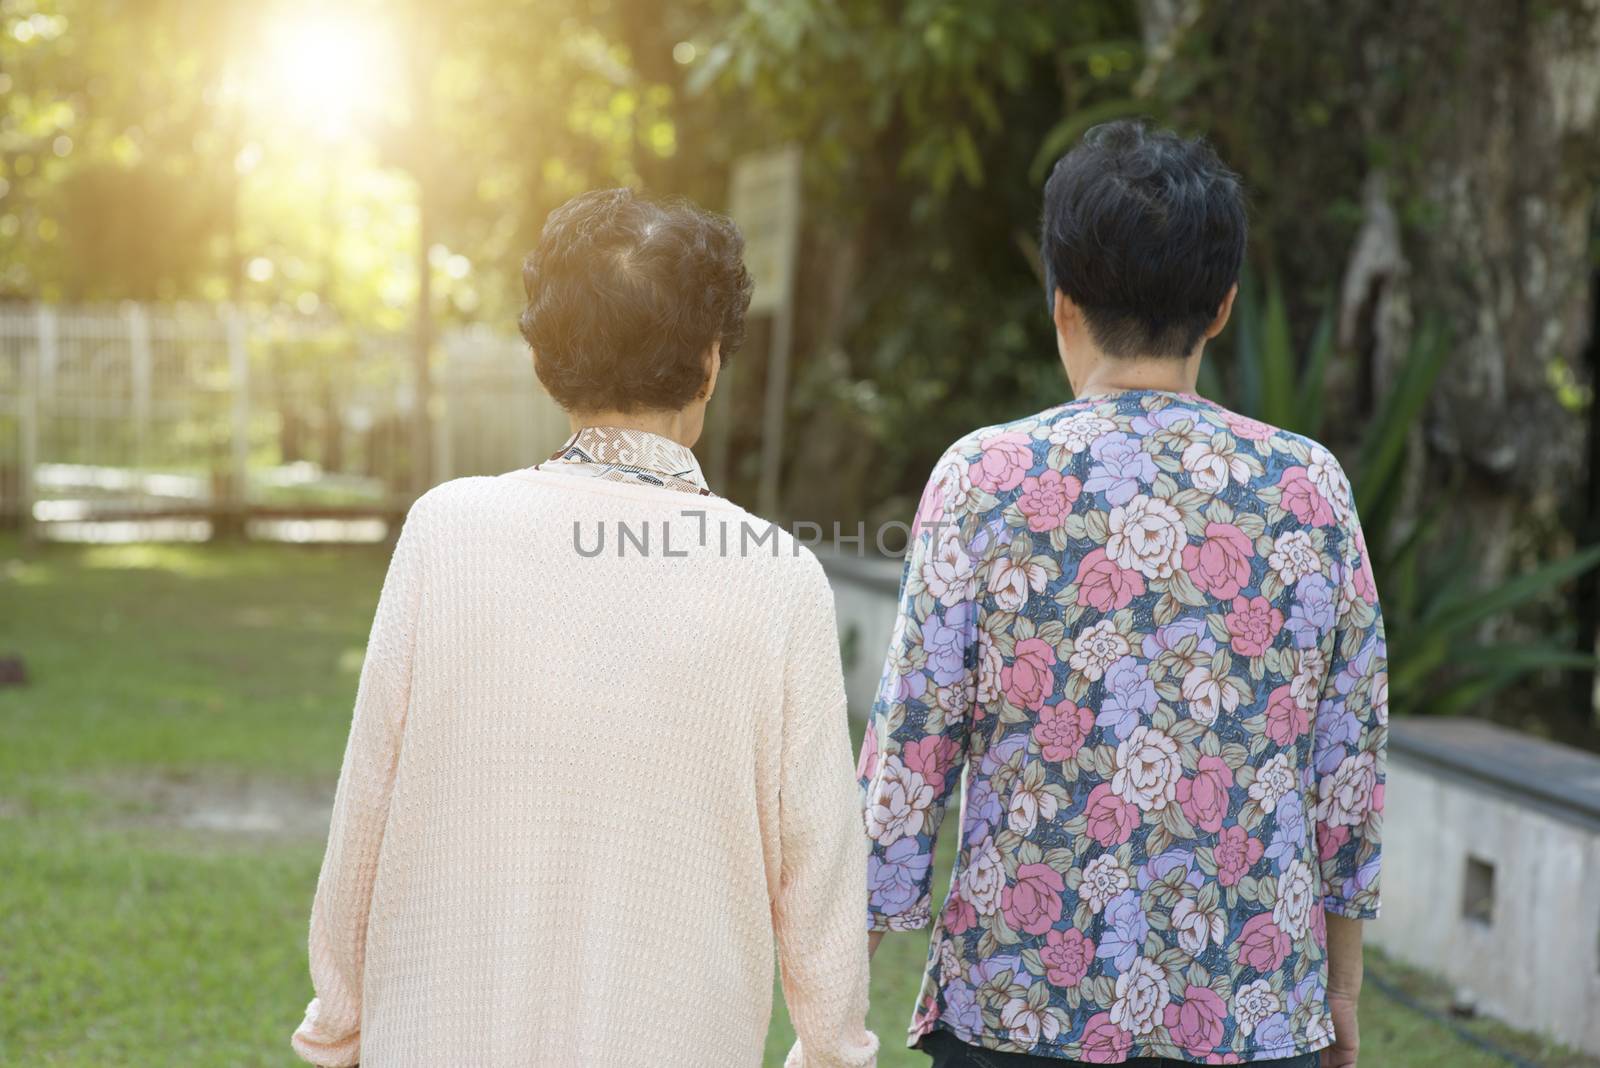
left=0, top=536, right=1590, bottom=1066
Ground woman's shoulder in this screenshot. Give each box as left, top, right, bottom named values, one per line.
left=692, top=498, right=831, bottom=587
left=411, top=475, right=825, bottom=581
left=405, top=475, right=504, bottom=522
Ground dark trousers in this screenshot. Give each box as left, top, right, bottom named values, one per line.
left=919, top=1028, right=1322, bottom=1068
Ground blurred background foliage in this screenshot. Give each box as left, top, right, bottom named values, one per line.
left=3, top=0, right=1599, bottom=738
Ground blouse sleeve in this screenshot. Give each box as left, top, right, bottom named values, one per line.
left=291, top=500, right=427, bottom=1066
left=858, top=452, right=977, bottom=932
left=1312, top=474, right=1388, bottom=920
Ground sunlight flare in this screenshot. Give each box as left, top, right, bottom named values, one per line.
left=255, top=8, right=400, bottom=139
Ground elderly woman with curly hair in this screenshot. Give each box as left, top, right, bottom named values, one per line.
left=291, top=189, right=877, bottom=1068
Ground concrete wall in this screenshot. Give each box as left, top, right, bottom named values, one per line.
left=1369, top=719, right=1600, bottom=1056
left=817, top=548, right=904, bottom=717
left=821, top=553, right=1600, bottom=1056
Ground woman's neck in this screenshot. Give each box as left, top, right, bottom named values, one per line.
left=1072, top=355, right=1201, bottom=399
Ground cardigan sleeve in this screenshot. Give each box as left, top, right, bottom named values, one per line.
left=291, top=500, right=426, bottom=1066
left=776, top=555, right=880, bottom=1068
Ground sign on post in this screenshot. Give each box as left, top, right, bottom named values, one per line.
left=730, top=144, right=802, bottom=316
left=725, top=145, right=802, bottom=517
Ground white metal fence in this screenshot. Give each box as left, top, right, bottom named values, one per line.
left=0, top=302, right=568, bottom=539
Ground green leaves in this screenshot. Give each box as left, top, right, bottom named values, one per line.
left=713, top=0, right=1124, bottom=196
left=1425, top=544, right=1600, bottom=641
left=1221, top=267, right=1334, bottom=437
left=1353, top=315, right=1447, bottom=527
left=1258, top=273, right=1298, bottom=428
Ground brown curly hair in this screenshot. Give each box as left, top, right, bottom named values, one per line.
left=518, top=188, right=754, bottom=413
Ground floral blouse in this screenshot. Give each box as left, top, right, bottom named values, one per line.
left=858, top=389, right=1386, bottom=1063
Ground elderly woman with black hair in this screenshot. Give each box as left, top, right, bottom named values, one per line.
left=291, top=189, right=877, bottom=1068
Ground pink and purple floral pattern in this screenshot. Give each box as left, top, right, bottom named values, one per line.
left=859, top=389, right=1386, bottom=1063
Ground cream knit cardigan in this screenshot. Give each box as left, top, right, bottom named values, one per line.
left=291, top=470, right=878, bottom=1067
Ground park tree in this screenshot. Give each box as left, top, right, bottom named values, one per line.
left=0, top=0, right=241, bottom=301
left=693, top=0, right=1142, bottom=520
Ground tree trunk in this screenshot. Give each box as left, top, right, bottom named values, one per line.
left=1376, top=1, right=1600, bottom=582
left=1143, top=0, right=1600, bottom=564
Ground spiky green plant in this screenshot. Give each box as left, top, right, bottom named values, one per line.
left=1209, top=268, right=1600, bottom=718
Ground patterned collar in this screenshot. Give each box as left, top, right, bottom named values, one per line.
left=539, top=425, right=712, bottom=496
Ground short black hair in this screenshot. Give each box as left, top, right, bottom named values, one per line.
left=1040, top=120, right=1246, bottom=358
left=519, top=188, right=753, bottom=412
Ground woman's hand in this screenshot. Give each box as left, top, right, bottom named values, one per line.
left=1321, top=990, right=1359, bottom=1066
left=1322, top=912, right=1364, bottom=1066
